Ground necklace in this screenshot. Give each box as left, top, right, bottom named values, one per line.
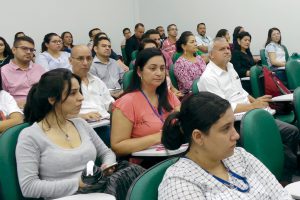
left=0, top=56, right=7, bottom=65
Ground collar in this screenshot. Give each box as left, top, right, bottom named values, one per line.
left=87, top=72, right=96, bottom=83
left=93, top=56, right=111, bottom=65
left=10, top=60, right=33, bottom=71
left=208, top=61, right=232, bottom=76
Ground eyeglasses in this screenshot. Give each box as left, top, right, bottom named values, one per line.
left=15, top=46, right=36, bottom=53
left=71, top=56, right=93, bottom=63
left=50, top=40, right=62, bottom=44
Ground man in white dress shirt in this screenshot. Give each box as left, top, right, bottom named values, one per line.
left=70, top=45, right=114, bottom=146
left=198, top=37, right=299, bottom=182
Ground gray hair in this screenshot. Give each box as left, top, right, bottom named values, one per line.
left=208, top=37, right=227, bottom=55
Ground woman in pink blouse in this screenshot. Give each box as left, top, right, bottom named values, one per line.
left=174, top=31, right=206, bottom=94
left=111, top=48, right=180, bottom=160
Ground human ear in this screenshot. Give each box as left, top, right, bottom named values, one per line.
left=191, top=129, right=205, bottom=146
left=48, top=97, right=56, bottom=106
left=237, top=38, right=241, bottom=45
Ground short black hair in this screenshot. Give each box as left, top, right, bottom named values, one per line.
left=167, top=24, right=176, bottom=31
left=142, top=29, right=160, bottom=39
left=88, top=28, right=101, bottom=38
left=122, top=28, right=130, bottom=34
left=197, top=23, right=206, bottom=29
left=13, top=36, right=35, bottom=47
left=93, top=37, right=111, bottom=48
left=134, top=23, right=144, bottom=30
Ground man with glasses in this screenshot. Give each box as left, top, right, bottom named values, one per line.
left=1, top=36, right=45, bottom=109
left=90, top=37, right=124, bottom=98
left=161, top=24, right=178, bottom=58
left=70, top=45, right=114, bottom=146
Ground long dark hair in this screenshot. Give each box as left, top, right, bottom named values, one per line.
left=265, top=27, right=281, bottom=47
left=24, top=68, right=81, bottom=124
left=162, top=92, right=230, bottom=150
left=0, top=37, right=13, bottom=58
left=234, top=31, right=253, bottom=57
left=233, top=26, right=243, bottom=49
left=176, top=31, right=194, bottom=53
left=122, top=48, right=172, bottom=113
left=41, top=33, right=59, bottom=52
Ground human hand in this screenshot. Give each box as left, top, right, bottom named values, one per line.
left=81, top=112, right=101, bottom=122
left=257, top=95, right=272, bottom=102
left=101, top=163, right=117, bottom=176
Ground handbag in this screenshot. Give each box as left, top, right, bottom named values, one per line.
left=78, top=161, right=145, bottom=200
left=263, top=67, right=293, bottom=114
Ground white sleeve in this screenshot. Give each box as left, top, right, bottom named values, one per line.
left=2, top=91, right=22, bottom=116
left=35, top=53, right=50, bottom=71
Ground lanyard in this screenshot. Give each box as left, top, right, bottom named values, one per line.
left=183, top=156, right=250, bottom=193
left=211, top=169, right=250, bottom=193
left=140, top=90, right=164, bottom=123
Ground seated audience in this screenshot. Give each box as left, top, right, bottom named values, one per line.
left=195, top=23, right=212, bottom=54
left=161, top=24, right=177, bottom=58
left=70, top=45, right=114, bottom=146
left=61, top=31, right=74, bottom=53
left=232, top=26, right=244, bottom=50
left=121, top=28, right=132, bottom=49
left=142, top=29, right=173, bottom=70
left=36, top=33, right=71, bottom=71
left=158, top=92, right=292, bottom=199
left=87, top=27, right=101, bottom=50
left=0, top=37, right=13, bottom=67
left=216, top=29, right=233, bottom=52
left=1, top=36, right=45, bottom=108
left=125, top=23, right=145, bottom=63
left=90, top=37, right=124, bottom=97
left=0, top=73, right=23, bottom=133
left=16, top=68, right=116, bottom=199
left=231, top=31, right=255, bottom=78
left=174, top=31, right=206, bottom=94
left=198, top=37, right=299, bottom=182
left=265, top=27, right=287, bottom=82
left=111, top=48, right=180, bottom=160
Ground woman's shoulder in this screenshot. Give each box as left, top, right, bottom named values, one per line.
left=164, top=157, right=200, bottom=180
left=18, top=123, right=44, bottom=145
left=115, top=91, right=141, bottom=104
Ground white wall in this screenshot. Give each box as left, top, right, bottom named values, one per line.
left=2, top=0, right=138, bottom=54
left=138, top=0, right=300, bottom=55
left=2, top=0, right=300, bottom=55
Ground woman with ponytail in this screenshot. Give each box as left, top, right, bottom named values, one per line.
left=16, top=68, right=116, bottom=199
left=159, top=92, right=291, bottom=200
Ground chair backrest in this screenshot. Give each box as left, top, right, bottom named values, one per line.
left=286, top=60, right=300, bottom=90
left=126, top=157, right=179, bottom=200
left=293, top=87, right=300, bottom=130
left=131, top=50, right=138, bottom=62
left=169, top=64, right=179, bottom=90
left=0, top=123, right=31, bottom=200
left=250, top=65, right=265, bottom=98
left=282, top=45, right=290, bottom=61
left=260, top=49, right=269, bottom=67
left=192, top=77, right=200, bottom=94
left=121, top=47, right=128, bottom=65
left=122, top=70, right=133, bottom=91
left=240, top=109, right=284, bottom=180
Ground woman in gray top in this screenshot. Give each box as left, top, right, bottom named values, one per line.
left=16, top=68, right=116, bottom=199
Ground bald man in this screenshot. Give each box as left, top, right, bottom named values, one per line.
left=70, top=45, right=114, bottom=146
